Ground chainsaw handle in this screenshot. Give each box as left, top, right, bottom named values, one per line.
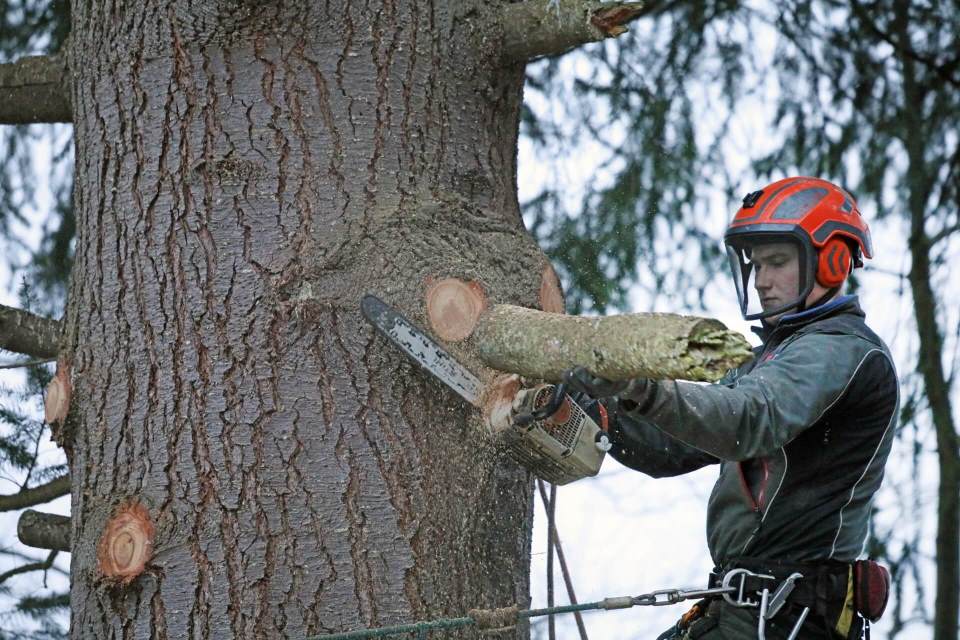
left=513, top=383, right=568, bottom=427
left=530, top=383, right=567, bottom=420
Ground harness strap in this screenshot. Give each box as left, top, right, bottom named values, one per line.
left=709, top=557, right=850, bottom=617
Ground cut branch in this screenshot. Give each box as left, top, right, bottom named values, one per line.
left=0, top=54, right=72, bottom=124
left=0, top=475, right=70, bottom=512
left=473, top=305, right=753, bottom=382
left=501, top=1, right=645, bottom=62
left=18, top=510, right=71, bottom=552
left=0, top=303, right=62, bottom=359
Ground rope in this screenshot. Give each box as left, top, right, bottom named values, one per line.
left=309, top=601, right=618, bottom=640
left=537, top=479, right=589, bottom=640
left=543, top=480, right=557, bottom=640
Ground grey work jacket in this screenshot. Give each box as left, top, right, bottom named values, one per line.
left=607, top=296, right=899, bottom=565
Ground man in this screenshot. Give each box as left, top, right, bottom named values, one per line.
left=564, top=177, right=899, bottom=639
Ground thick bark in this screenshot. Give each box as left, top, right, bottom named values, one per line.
left=18, top=510, right=71, bottom=552
left=895, top=3, right=960, bottom=636
left=474, top=304, right=753, bottom=382
left=63, top=2, right=572, bottom=638
left=0, top=303, right=62, bottom=359
left=0, top=475, right=71, bottom=512
left=0, top=54, right=72, bottom=124
left=500, top=1, right=645, bottom=61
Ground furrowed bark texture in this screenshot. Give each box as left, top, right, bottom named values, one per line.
left=18, top=510, right=71, bottom=552
left=0, top=54, right=72, bottom=124
left=65, top=2, right=556, bottom=638
left=0, top=303, right=62, bottom=358
left=500, top=1, right=645, bottom=61
left=474, top=305, right=753, bottom=382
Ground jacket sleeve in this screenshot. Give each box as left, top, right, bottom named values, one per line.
left=607, top=409, right=720, bottom=477
left=575, top=394, right=719, bottom=478
left=617, top=331, right=879, bottom=461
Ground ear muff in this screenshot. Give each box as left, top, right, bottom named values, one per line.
left=816, top=238, right=852, bottom=288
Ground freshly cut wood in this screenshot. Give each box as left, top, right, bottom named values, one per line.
left=425, top=277, right=488, bottom=342
left=474, top=305, right=753, bottom=383
left=44, top=362, right=71, bottom=425
left=97, top=502, right=154, bottom=584
left=539, top=265, right=565, bottom=314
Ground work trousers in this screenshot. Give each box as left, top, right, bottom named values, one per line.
left=656, top=599, right=844, bottom=640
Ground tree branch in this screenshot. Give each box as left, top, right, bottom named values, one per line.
left=474, top=305, right=753, bottom=382
left=930, top=222, right=960, bottom=247
left=0, top=550, right=59, bottom=586
left=0, top=303, right=62, bottom=359
left=0, top=54, right=72, bottom=124
left=17, top=510, right=71, bottom=552
left=0, top=475, right=70, bottom=512
left=501, top=1, right=645, bottom=62
left=849, top=0, right=960, bottom=89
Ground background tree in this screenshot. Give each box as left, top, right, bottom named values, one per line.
left=524, top=1, right=959, bottom=637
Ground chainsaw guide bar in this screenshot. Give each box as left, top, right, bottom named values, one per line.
left=360, top=294, right=484, bottom=407
left=360, top=294, right=607, bottom=485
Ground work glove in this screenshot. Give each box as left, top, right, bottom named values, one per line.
left=562, top=366, right=630, bottom=397
left=562, top=366, right=655, bottom=411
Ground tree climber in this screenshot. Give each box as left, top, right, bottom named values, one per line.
left=562, top=177, right=899, bottom=639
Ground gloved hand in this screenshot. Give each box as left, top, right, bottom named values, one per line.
left=562, top=366, right=630, bottom=398
left=562, top=366, right=655, bottom=410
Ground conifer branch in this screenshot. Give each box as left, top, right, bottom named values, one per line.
left=0, top=550, right=59, bottom=585
left=17, top=510, right=71, bottom=552
left=0, top=475, right=70, bottom=512
left=501, top=1, right=645, bottom=62
left=0, top=303, right=62, bottom=359
left=0, top=54, right=72, bottom=124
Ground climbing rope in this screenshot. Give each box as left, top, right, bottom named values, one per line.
left=307, top=598, right=636, bottom=640
left=308, top=584, right=742, bottom=640
left=311, top=481, right=607, bottom=640
left=536, top=479, right=589, bottom=640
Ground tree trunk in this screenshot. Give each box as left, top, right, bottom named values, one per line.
left=895, top=3, right=960, bottom=636
left=63, top=3, right=560, bottom=637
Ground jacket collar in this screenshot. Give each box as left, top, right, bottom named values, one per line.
left=750, top=295, right=863, bottom=344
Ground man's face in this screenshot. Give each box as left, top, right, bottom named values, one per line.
left=750, top=242, right=801, bottom=323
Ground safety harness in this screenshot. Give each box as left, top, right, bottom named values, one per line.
left=668, top=557, right=890, bottom=640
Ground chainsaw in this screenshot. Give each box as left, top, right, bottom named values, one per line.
left=361, top=294, right=610, bottom=485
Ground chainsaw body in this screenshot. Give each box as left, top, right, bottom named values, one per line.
left=498, top=385, right=607, bottom=485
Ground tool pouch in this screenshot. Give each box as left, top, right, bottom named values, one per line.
left=853, top=559, right=890, bottom=622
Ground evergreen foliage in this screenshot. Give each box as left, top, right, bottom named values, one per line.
left=522, top=2, right=957, bottom=637
left=0, top=283, right=68, bottom=638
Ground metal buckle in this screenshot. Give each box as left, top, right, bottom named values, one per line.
left=719, top=568, right=775, bottom=608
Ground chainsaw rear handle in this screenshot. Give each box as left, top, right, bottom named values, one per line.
left=513, top=383, right=567, bottom=426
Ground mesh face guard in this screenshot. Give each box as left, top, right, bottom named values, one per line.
left=725, top=234, right=816, bottom=321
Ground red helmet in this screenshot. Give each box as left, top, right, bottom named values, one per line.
left=724, top=176, right=873, bottom=321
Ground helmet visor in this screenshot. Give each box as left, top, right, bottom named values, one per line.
left=725, top=237, right=813, bottom=321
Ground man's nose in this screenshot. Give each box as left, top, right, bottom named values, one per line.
left=754, top=267, right=771, bottom=290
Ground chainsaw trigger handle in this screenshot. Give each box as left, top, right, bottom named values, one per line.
left=530, top=383, right=567, bottom=421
